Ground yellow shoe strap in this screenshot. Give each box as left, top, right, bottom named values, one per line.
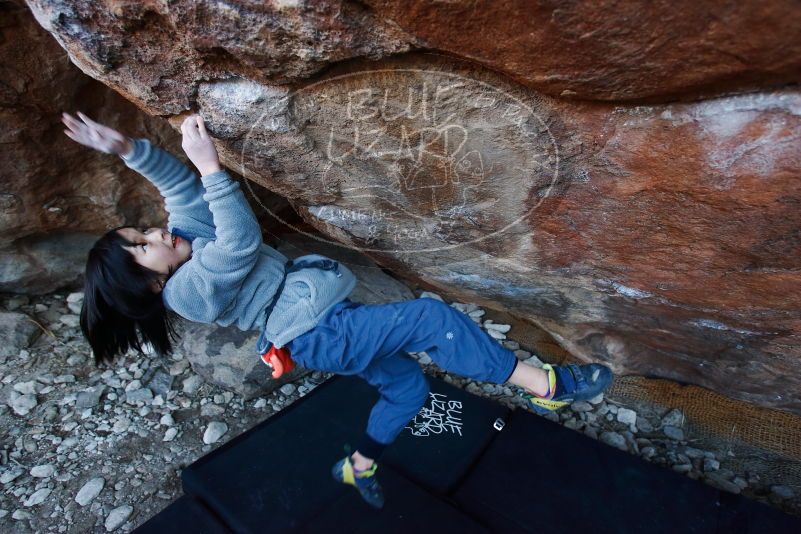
left=343, top=457, right=377, bottom=486
left=343, top=457, right=356, bottom=486
left=355, top=463, right=378, bottom=478
left=541, top=363, right=557, bottom=400
left=528, top=396, right=569, bottom=411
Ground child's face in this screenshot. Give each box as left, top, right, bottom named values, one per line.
left=117, top=227, right=191, bottom=278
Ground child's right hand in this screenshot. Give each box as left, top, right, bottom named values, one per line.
left=181, top=114, right=221, bottom=177
left=61, top=111, right=133, bottom=156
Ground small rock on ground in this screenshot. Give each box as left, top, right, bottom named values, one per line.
left=663, top=425, right=685, bottom=441
left=105, top=505, right=133, bottom=531
left=203, top=421, right=228, bottom=444
left=75, top=477, right=105, bottom=506
left=600, top=431, right=627, bottom=451
left=617, top=407, right=637, bottom=427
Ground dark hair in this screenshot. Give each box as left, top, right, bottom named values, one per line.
left=79, top=225, right=178, bottom=366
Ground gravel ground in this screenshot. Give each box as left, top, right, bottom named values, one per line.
left=0, top=288, right=798, bottom=532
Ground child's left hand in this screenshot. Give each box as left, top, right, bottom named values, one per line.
left=61, top=111, right=133, bottom=156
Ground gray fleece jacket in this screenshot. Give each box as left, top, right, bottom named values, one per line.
left=121, top=138, right=356, bottom=350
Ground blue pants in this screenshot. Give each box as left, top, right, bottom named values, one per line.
left=286, top=297, right=517, bottom=447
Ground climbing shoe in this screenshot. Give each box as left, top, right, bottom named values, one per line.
left=332, top=455, right=385, bottom=509
left=520, top=362, right=613, bottom=415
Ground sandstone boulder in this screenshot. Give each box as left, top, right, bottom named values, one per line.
left=26, top=0, right=801, bottom=105
left=0, top=310, right=40, bottom=359
left=365, top=0, right=801, bottom=101
left=23, top=0, right=801, bottom=415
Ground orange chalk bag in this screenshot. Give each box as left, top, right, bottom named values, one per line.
left=256, top=257, right=341, bottom=379
left=261, top=345, right=295, bottom=379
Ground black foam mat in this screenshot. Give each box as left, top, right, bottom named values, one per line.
left=181, top=374, right=506, bottom=532
left=132, top=495, right=230, bottom=534
left=182, top=375, right=371, bottom=532
left=295, top=464, right=488, bottom=533
left=453, top=409, right=801, bottom=534
left=383, top=377, right=508, bottom=494
left=714, top=490, right=801, bottom=533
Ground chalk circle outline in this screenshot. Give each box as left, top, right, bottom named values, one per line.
left=240, top=68, right=560, bottom=254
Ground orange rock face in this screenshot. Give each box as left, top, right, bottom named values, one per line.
left=23, top=0, right=801, bottom=413
left=364, top=0, right=801, bottom=101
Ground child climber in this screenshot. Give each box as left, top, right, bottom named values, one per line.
left=65, top=111, right=613, bottom=509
